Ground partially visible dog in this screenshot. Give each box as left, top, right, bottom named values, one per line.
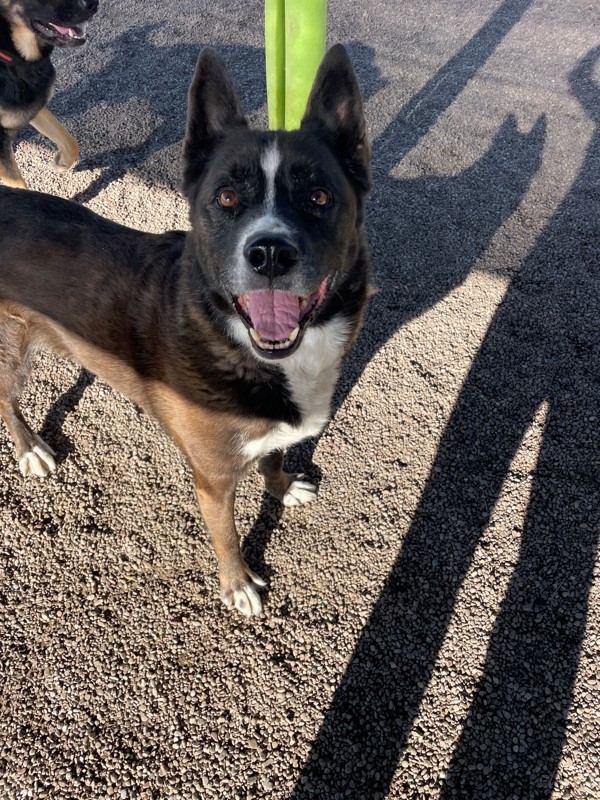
left=0, top=45, right=371, bottom=617
left=0, top=0, right=98, bottom=188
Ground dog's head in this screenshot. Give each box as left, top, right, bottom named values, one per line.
left=1, top=0, right=98, bottom=49
left=183, top=46, right=371, bottom=360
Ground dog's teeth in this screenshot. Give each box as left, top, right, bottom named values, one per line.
left=289, top=327, right=300, bottom=343
left=300, top=298, right=309, bottom=312
left=250, top=328, right=261, bottom=343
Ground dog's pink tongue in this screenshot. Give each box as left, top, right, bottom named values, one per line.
left=248, top=290, right=300, bottom=341
left=49, top=23, right=78, bottom=35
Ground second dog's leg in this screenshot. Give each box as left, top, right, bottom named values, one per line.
left=0, top=132, right=27, bottom=189
left=29, top=106, right=79, bottom=173
left=258, top=450, right=317, bottom=507
left=0, top=312, right=55, bottom=477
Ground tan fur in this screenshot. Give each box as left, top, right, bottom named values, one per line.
left=9, top=18, right=42, bottom=60
left=0, top=148, right=26, bottom=187
left=0, top=104, right=79, bottom=190
left=151, top=386, right=280, bottom=604
left=0, top=2, right=43, bottom=61
left=29, top=107, right=79, bottom=170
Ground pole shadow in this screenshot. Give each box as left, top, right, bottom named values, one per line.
left=287, top=44, right=600, bottom=800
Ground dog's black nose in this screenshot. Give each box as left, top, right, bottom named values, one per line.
left=244, top=236, right=299, bottom=277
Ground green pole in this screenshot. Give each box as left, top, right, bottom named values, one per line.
left=265, top=0, right=327, bottom=131
left=265, top=0, right=285, bottom=130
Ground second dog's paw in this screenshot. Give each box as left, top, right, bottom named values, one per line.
left=220, top=572, right=267, bottom=617
left=19, top=444, right=56, bottom=478
left=54, top=149, right=78, bottom=173
left=283, top=475, right=318, bottom=507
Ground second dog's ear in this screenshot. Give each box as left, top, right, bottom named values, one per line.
left=301, top=45, right=370, bottom=194
left=183, top=49, right=247, bottom=195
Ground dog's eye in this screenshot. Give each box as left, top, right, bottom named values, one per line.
left=217, top=189, right=238, bottom=209
left=309, top=188, right=331, bottom=208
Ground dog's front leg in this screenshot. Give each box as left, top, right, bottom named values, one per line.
left=155, top=395, right=266, bottom=616
left=193, top=469, right=266, bottom=617
left=29, top=107, right=79, bottom=173
left=0, top=131, right=27, bottom=188
left=258, top=450, right=318, bottom=507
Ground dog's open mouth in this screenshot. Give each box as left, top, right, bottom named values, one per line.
left=234, top=277, right=330, bottom=358
left=31, top=20, right=88, bottom=46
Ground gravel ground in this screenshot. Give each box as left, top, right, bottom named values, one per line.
left=1, top=0, right=599, bottom=798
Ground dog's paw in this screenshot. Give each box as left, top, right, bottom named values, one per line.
left=53, top=148, right=78, bottom=173
left=282, top=474, right=318, bottom=507
left=220, top=572, right=267, bottom=618
left=19, top=443, right=56, bottom=478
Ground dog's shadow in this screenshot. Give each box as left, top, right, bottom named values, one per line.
left=39, top=368, right=95, bottom=464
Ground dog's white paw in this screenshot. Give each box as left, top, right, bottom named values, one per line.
left=19, top=444, right=56, bottom=478
left=220, top=573, right=267, bottom=617
left=283, top=475, right=318, bottom=507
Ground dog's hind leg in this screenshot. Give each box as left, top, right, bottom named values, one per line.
left=258, top=450, right=317, bottom=507
left=0, top=309, right=55, bottom=478
left=0, top=131, right=27, bottom=189
left=29, top=107, right=79, bottom=173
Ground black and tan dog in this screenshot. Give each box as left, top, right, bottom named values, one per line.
left=0, top=0, right=98, bottom=188
left=0, top=46, right=371, bottom=616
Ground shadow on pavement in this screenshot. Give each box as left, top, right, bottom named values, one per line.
left=437, top=45, right=600, bottom=800
left=40, top=368, right=96, bottom=464
left=50, top=26, right=266, bottom=202
left=288, top=43, right=600, bottom=800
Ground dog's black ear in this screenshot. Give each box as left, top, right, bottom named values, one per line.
left=183, top=48, right=247, bottom=194
left=301, top=44, right=370, bottom=194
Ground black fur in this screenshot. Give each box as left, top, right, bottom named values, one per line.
left=0, top=189, right=302, bottom=424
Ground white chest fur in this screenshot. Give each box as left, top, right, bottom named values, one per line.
left=235, top=317, right=350, bottom=462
